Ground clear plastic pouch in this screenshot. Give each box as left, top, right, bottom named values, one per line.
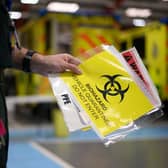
left=49, top=45, right=163, bottom=146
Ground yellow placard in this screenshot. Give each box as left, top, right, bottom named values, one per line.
left=60, top=50, right=154, bottom=137
left=146, top=23, right=167, bottom=98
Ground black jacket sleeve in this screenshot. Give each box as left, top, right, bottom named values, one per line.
left=0, top=2, right=12, bottom=68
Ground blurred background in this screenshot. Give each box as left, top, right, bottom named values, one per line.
left=5, top=0, right=168, bottom=168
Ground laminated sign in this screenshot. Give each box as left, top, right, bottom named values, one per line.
left=49, top=45, right=162, bottom=145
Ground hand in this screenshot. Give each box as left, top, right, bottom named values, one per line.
left=31, top=53, right=82, bottom=76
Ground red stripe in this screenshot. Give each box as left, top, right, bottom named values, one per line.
left=80, top=34, right=97, bottom=48
left=97, top=35, right=110, bottom=45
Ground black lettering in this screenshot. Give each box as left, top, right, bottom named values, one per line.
left=124, top=55, right=132, bottom=62
left=130, top=62, right=138, bottom=70
left=61, top=94, right=71, bottom=104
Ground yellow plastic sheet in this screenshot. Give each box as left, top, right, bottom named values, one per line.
left=59, top=50, right=154, bottom=137
left=49, top=45, right=162, bottom=145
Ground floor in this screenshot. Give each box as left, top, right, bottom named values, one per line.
left=7, top=122, right=168, bottom=168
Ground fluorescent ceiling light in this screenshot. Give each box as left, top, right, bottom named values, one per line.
left=9, top=11, right=22, bottom=19
left=47, top=2, right=79, bottom=13
left=126, top=8, right=151, bottom=18
left=21, top=0, right=39, bottom=4
left=162, top=0, right=168, bottom=2
left=133, top=19, right=146, bottom=27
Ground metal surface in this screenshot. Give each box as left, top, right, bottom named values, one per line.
left=39, top=139, right=168, bottom=168
left=8, top=123, right=168, bottom=168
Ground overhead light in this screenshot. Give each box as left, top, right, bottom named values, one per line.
left=21, top=0, right=39, bottom=4
left=9, top=11, right=22, bottom=19
left=133, top=19, right=146, bottom=27
left=126, top=8, right=151, bottom=18
left=162, top=0, right=168, bottom=2
left=47, top=2, right=80, bottom=13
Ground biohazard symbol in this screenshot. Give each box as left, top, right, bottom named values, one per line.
left=96, top=74, right=130, bottom=103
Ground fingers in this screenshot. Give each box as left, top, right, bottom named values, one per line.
left=65, top=62, right=82, bottom=74
left=63, top=54, right=82, bottom=74
left=68, top=56, right=81, bottom=65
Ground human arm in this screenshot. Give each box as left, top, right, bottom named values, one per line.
left=11, top=46, right=82, bottom=76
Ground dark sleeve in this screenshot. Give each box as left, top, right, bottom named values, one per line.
left=0, top=3, right=13, bottom=68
